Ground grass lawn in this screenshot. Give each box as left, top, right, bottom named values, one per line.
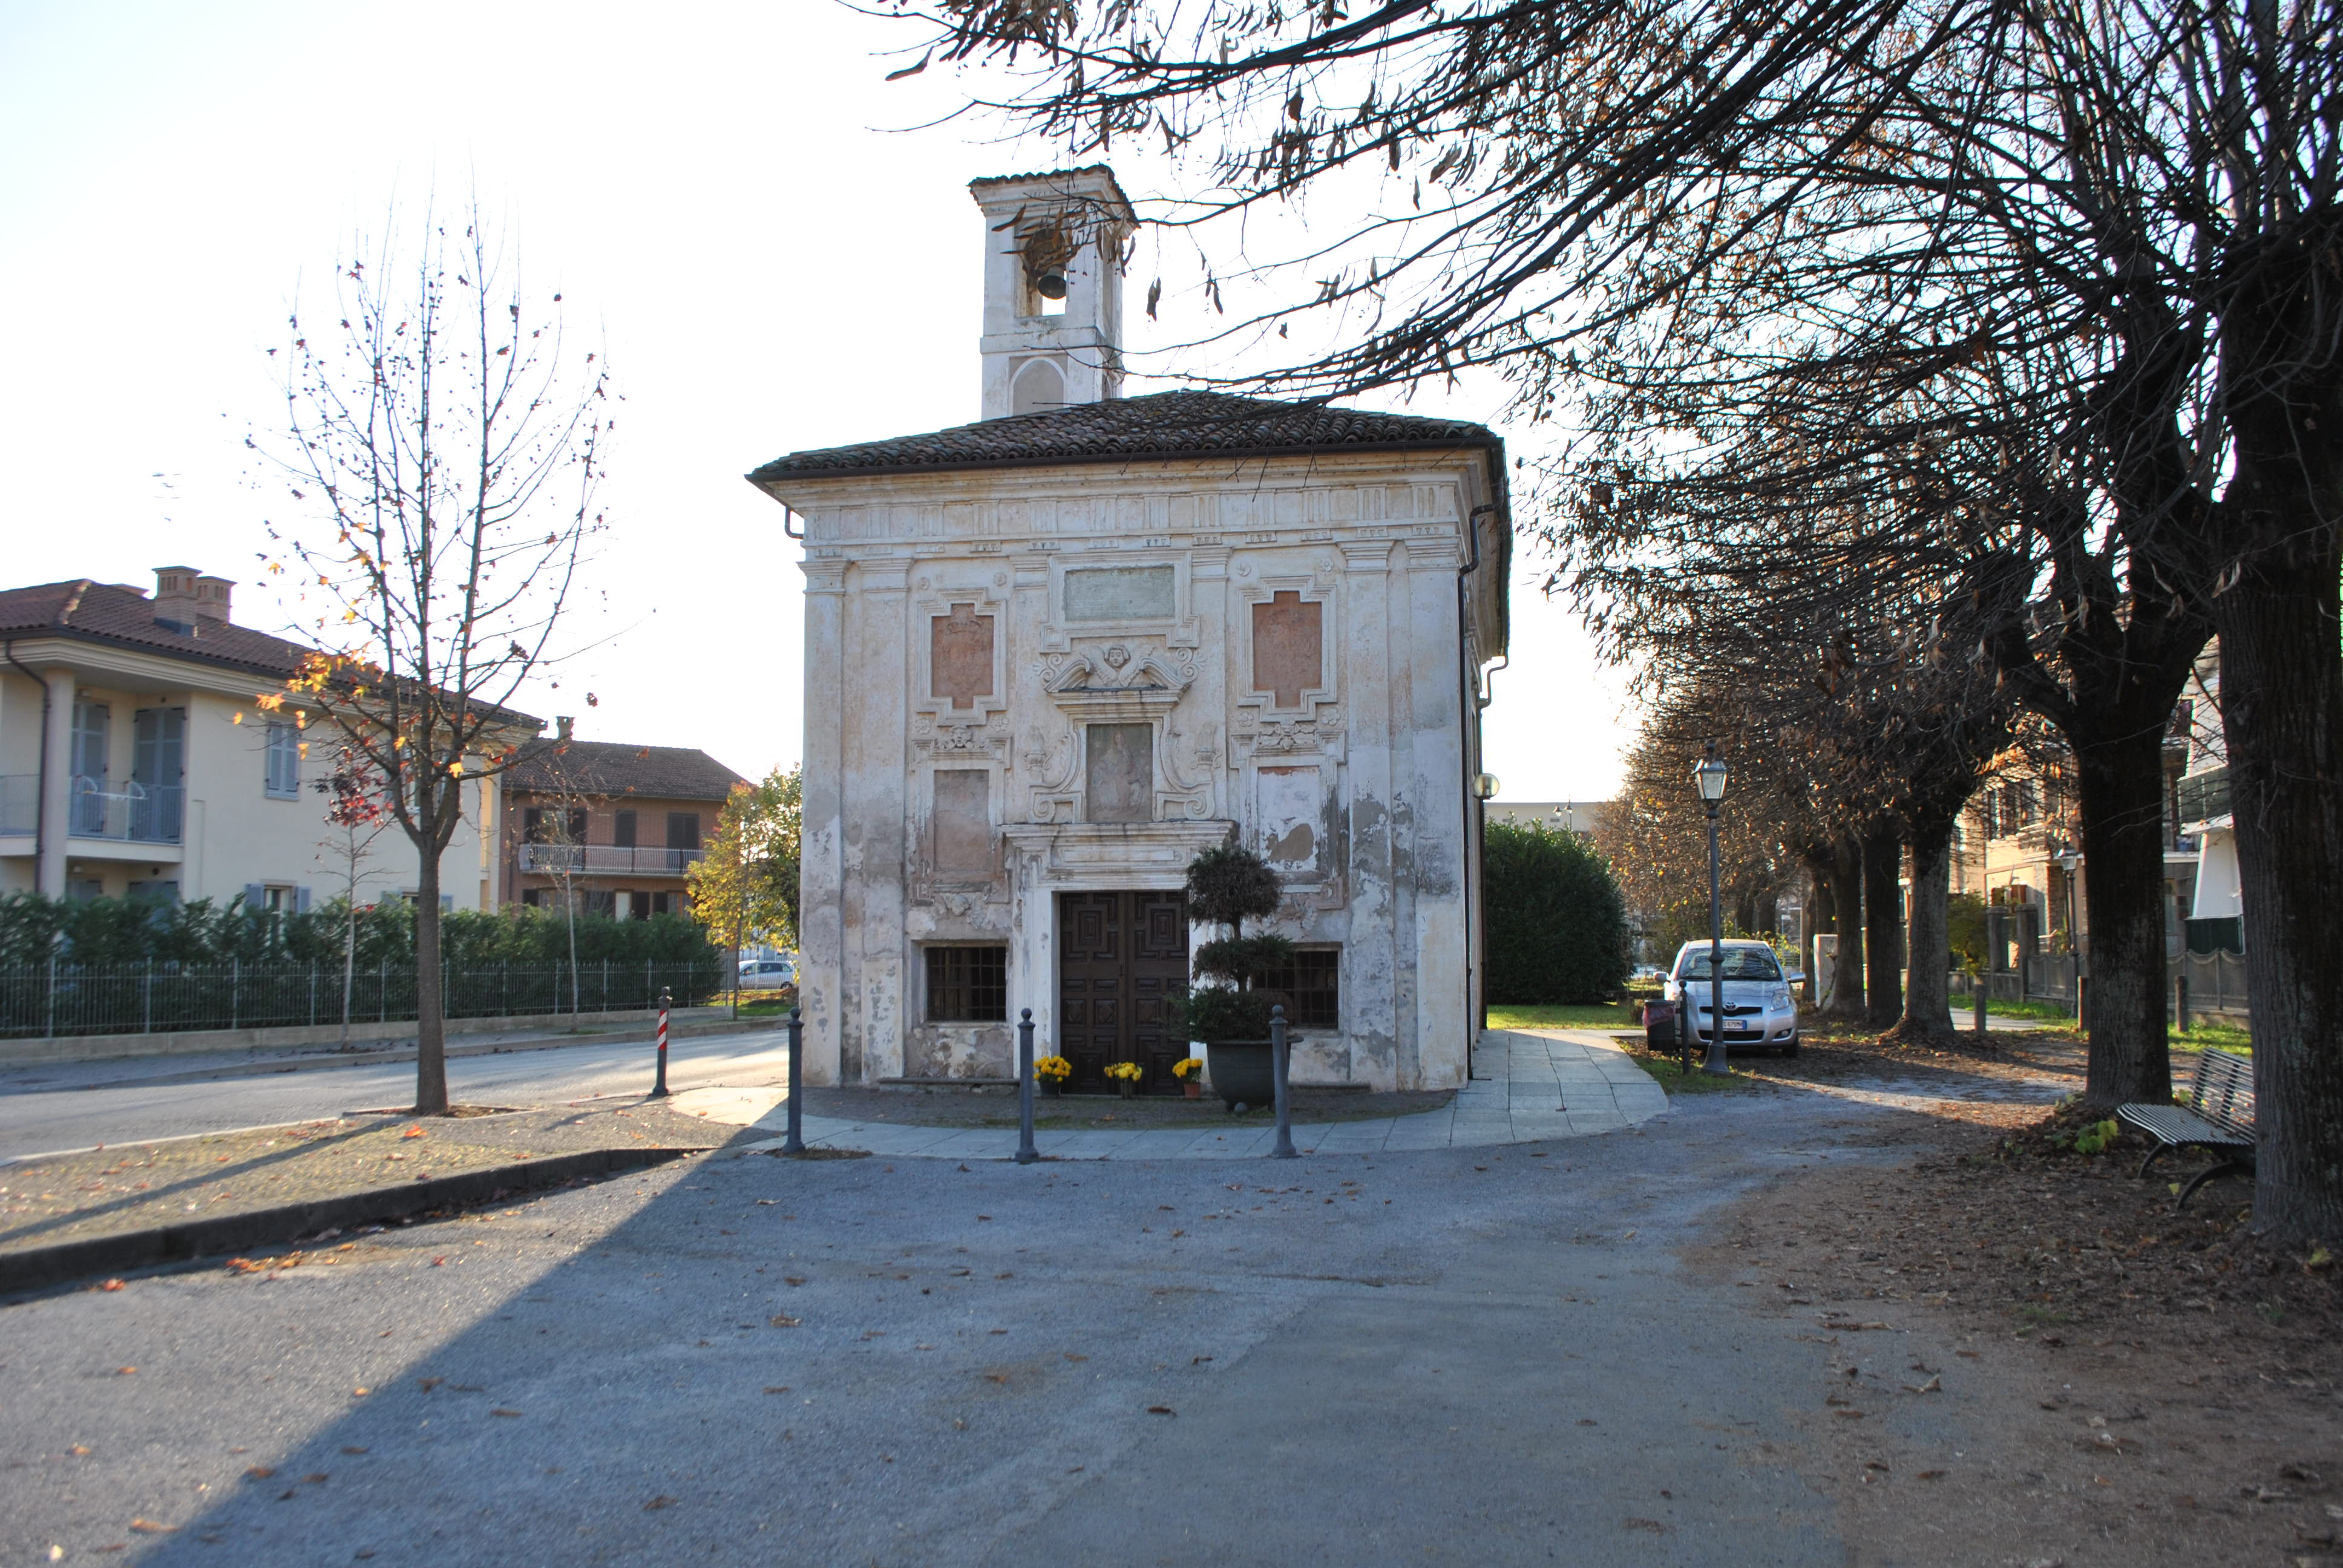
left=1486, top=1002, right=1642, bottom=1031
left=1618, top=1044, right=1766, bottom=1093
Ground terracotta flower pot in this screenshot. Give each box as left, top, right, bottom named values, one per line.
left=1183, top=1081, right=1202, bottom=1099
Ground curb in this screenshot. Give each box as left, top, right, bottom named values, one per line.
left=7, top=1016, right=781, bottom=1093
left=0, top=1144, right=710, bottom=1296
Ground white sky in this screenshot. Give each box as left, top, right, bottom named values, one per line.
left=0, top=1, right=1636, bottom=804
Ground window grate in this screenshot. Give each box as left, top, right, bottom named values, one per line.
left=1259, top=947, right=1340, bottom=1030
left=926, top=945, right=1008, bottom=1022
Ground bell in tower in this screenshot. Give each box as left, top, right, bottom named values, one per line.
left=969, top=166, right=1135, bottom=420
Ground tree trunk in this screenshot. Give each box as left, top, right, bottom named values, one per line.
left=2215, top=561, right=2343, bottom=1240
left=413, top=849, right=448, bottom=1116
left=1889, top=811, right=1955, bottom=1044
left=1803, top=858, right=1833, bottom=1008
left=340, top=893, right=357, bottom=1048
left=1863, top=826, right=1904, bottom=1029
left=1821, top=837, right=1866, bottom=1020
left=2071, top=720, right=2176, bottom=1107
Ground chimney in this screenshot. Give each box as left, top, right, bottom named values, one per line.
left=556, top=716, right=574, bottom=742
left=151, top=566, right=203, bottom=635
left=194, top=575, right=234, bottom=626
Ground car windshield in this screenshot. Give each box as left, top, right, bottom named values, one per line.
left=1677, top=947, right=1783, bottom=982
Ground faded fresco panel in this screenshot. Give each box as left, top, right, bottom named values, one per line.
left=1064, top=565, right=1175, bottom=622
left=931, top=603, right=995, bottom=708
left=1258, top=765, right=1324, bottom=877
left=1085, top=724, right=1155, bottom=822
left=933, top=769, right=992, bottom=873
left=1252, top=590, right=1323, bottom=707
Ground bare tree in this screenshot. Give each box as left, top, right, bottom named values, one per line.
left=906, top=0, right=2343, bottom=1237
left=256, top=207, right=608, bottom=1116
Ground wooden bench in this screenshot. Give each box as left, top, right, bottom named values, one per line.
left=2117, top=1049, right=2255, bottom=1209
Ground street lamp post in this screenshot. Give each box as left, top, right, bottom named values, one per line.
left=1693, top=744, right=1731, bottom=1076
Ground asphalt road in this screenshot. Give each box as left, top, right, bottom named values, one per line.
left=0, top=1030, right=795, bottom=1162
left=0, top=1086, right=2007, bottom=1567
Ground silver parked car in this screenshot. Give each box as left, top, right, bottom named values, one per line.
left=738, top=955, right=798, bottom=988
left=1663, top=939, right=1798, bottom=1056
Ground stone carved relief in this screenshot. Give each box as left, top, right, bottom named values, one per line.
left=1022, top=639, right=1215, bottom=822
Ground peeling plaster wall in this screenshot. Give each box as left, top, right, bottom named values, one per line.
left=778, top=452, right=1502, bottom=1089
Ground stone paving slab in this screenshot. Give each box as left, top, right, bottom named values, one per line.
left=725, top=1029, right=1669, bottom=1162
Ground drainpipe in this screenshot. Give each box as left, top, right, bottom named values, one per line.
left=1458, top=498, right=1502, bottom=1080
left=4, top=641, right=49, bottom=881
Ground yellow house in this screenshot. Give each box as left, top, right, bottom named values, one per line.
left=0, top=569, right=527, bottom=912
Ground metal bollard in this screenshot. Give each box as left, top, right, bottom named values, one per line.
left=1270, top=1004, right=1297, bottom=1159
left=782, top=1006, right=805, bottom=1154
left=1015, top=1008, right=1039, bottom=1165
left=2174, top=975, right=2189, bottom=1035
left=1972, top=979, right=1987, bottom=1034
left=649, top=986, right=672, bottom=1099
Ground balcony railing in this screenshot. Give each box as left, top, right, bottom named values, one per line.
left=2177, top=764, right=2231, bottom=826
left=62, top=776, right=185, bottom=844
left=517, top=843, right=703, bottom=877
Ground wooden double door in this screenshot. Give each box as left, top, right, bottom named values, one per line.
left=1058, top=892, right=1190, bottom=1094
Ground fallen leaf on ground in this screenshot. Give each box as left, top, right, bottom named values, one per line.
left=769, top=1315, right=801, bottom=1328
left=401, top=1126, right=425, bottom=1140
left=100, top=1279, right=124, bottom=1292
left=1147, top=1406, right=1176, bottom=1416
left=128, top=1520, right=176, bottom=1534
left=115, top=1367, right=136, bottom=1376
left=244, top=1466, right=276, bottom=1480
left=643, top=1495, right=676, bottom=1511
left=490, top=1409, right=523, bottom=1418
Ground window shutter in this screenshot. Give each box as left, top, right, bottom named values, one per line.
left=243, top=883, right=265, bottom=910
left=296, top=886, right=313, bottom=913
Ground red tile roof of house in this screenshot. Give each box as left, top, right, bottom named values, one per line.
left=503, top=738, right=749, bottom=802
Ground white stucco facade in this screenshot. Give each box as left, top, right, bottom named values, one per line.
left=751, top=168, right=1509, bottom=1093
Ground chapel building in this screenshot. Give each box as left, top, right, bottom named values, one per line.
left=747, top=166, right=1510, bottom=1093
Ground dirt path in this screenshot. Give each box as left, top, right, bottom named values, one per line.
left=1693, top=1089, right=2343, bottom=1566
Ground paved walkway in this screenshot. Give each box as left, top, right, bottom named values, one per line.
left=709, top=1028, right=1668, bottom=1161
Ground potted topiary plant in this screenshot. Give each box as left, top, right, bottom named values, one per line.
left=1179, top=841, right=1293, bottom=1112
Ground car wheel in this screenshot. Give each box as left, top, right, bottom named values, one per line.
left=1778, top=1040, right=1800, bottom=1058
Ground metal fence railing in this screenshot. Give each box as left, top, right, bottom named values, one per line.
left=0, top=958, right=724, bottom=1040
left=1947, top=949, right=2250, bottom=1019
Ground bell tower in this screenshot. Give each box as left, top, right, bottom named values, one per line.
left=969, top=166, right=1134, bottom=420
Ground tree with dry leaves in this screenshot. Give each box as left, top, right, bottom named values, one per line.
left=255, top=209, right=609, bottom=1116
left=894, top=0, right=2343, bottom=1236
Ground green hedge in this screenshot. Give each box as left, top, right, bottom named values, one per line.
left=1482, top=822, right=1632, bottom=1004
left=0, top=892, right=719, bottom=970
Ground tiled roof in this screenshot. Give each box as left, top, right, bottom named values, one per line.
left=504, top=738, right=748, bottom=802
left=747, top=390, right=1501, bottom=481
left=0, top=578, right=338, bottom=683
left=0, top=578, right=542, bottom=730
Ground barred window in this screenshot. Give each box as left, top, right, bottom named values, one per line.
left=1261, top=946, right=1341, bottom=1030
left=926, top=945, right=1008, bottom=1022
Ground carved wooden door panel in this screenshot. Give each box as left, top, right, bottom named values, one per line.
left=1129, top=892, right=1191, bottom=1093
left=1057, top=892, right=1188, bottom=1094
left=1058, top=892, right=1124, bottom=1094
